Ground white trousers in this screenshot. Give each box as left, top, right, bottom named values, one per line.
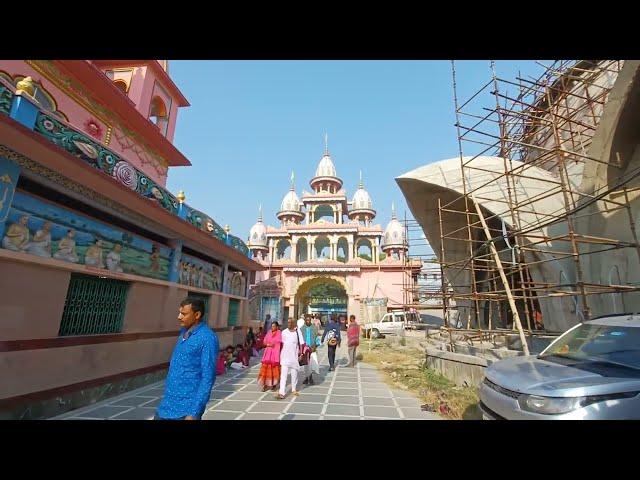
left=279, top=365, right=299, bottom=396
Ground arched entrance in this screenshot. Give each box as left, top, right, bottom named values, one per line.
left=292, top=276, right=349, bottom=320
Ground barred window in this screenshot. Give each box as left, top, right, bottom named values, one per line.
left=59, top=274, right=129, bottom=336
left=228, top=299, right=240, bottom=327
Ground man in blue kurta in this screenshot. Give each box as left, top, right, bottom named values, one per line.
left=156, top=298, right=219, bottom=420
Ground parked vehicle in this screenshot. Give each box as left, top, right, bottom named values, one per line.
left=479, top=313, right=640, bottom=420
left=363, top=311, right=418, bottom=338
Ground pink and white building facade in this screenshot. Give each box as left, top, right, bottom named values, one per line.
left=247, top=142, right=421, bottom=322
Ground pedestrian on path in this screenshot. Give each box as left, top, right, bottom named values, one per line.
left=321, top=316, right=341, bottom=371
left=347, top=315, right=361, bottom=367
left=264, top=314, right=272, bottom=332
left=301, top=315, right=320, bottom=385
left=155, top=297, right=219, bottom=420
left=257, top=322, right=282, bottom=392
left=276, top=318, right=306, bottom=399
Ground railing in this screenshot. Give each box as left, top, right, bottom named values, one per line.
left=4, top=89, right=249, bottom=256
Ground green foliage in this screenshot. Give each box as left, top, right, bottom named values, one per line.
left=307, top=282, right=346, bottom=298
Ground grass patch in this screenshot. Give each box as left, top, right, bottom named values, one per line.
left=360, top=339, right=481, bottom=420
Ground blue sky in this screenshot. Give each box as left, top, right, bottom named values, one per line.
left=165, top=60, right=546, bottom=253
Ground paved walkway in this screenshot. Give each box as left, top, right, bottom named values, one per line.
left=54, top=342, right=440, bottom=420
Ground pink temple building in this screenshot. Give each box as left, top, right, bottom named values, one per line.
left=247, top=139, right=421, bottom=322
left=0, top=60, right=260, bottom=419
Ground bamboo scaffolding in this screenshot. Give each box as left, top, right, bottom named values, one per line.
left=431, top=59, right=640, bottom=347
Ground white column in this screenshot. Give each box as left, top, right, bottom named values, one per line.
left=291, top=237, right=297, bottom=262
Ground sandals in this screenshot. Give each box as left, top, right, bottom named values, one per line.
left=275, top=394, right=286, bottom=400
left=292, top=391, right=300, bottom=396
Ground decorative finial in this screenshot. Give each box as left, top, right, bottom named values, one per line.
left=16, top=76, right=36, bottom=97
left=290, top=171, right=295, bottom=191
left=177, top=190, right=186, bottom=203
left=359, top=170, right=363, bottom=189
left=324, top=132, right=329, bottom=156
left=391, top=202, right=396, bottom=219
left=224, top=224, right=231, bottom=234
left=258, top=203, right=263, bottom=222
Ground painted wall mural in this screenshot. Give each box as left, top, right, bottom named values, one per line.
left=229, top=271, right=246, bottom=297
left=2, top=191, right=172, bottom=279
left=179, top=252, right=222, bottom=292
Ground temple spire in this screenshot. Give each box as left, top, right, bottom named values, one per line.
left=359, top=170, right=364, bottom=189
left=324, top=132, right=329, bottom=155
left=258, top=203, right=263, bottom=222
left=290, top=171, right=295, bottom=191
left=391, top=201, right=396, bottom=220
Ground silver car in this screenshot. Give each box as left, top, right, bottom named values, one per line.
left=479, top=314, right=640, bottom=419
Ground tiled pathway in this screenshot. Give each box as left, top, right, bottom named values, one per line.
left=54, top=343, right=440, bottom=420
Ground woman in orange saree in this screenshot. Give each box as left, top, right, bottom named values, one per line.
left=257, top=321, right=282, bottom=392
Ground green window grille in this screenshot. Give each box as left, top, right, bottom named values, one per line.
left=228, top=299, right=240, bottom=327
left=59, top=274, right=129, bottom=336
left=187, top=292, right=210, bottom=324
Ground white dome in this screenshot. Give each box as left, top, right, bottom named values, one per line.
left=248, top=221, right=267, bottom=247
left=383, top=205, right=405, bottom=249
left=280, top=189, right=302, bottom=212
left=352, top=186, right=373, bottom=211
left=315, top=153, right=338, bottom=178
left=383, top=218, right=405, bottom=248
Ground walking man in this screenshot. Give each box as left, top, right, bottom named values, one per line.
left=301, top=315, right=319, bottom=385
left=321, top=315, right=341, bottom=371
left=155, top=297, right=219, bottom=420
left=276, top=318, right=306, bottom=399
left=347, top=315, right=360, bottom=367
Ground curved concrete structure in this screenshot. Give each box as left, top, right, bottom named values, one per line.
left=396, top=156, right=574, bottom=332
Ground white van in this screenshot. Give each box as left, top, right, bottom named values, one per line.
left=363, top=311, right=416, bottom=338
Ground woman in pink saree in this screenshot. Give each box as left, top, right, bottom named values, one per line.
left=257, top=321, right=282, bottom=392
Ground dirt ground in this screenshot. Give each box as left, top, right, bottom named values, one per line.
left=359, top=335, right=482, bottom=420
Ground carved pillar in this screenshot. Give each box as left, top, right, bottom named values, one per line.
left=0, top=156, right=21, bottom=240
left=290, top=236, right=297, bottom=262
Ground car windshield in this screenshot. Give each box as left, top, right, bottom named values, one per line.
left=539, top=323, right=640, bottom=371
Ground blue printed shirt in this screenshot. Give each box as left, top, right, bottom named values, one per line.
left=157, top=322, right=219, bottom=419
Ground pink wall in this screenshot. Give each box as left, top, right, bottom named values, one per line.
left=0, top=258, right=71, bottom=340
left=0, top=61, right=169, bottom=186
left=126, top=66, right=147, bottom=107
left=0, top=338, right=176, bottom=399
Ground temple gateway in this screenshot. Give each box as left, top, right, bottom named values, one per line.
left=248, top=140, right=421, bottom=322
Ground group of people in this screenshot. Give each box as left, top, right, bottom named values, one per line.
left=154, top=301, right=363, bottom=420
left=215, top=326, right=268, bottom=374
left=257, top=313, right=362, bottom=400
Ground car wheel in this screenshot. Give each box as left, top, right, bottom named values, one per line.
left=371, top=329, right=381, bottom=339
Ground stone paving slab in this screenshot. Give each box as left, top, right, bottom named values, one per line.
left=58, top=340, right=441, bottom=421
left=248, top=401, right=289, bottom=413
left=293, top=394, right=327, bottom=403
left=328, top=395, right=360, bottom=405
left=240, top=413, right=282, bottom=420
left=202, top=411, right=241, bottom=420
left=109, top=396, right=158, bottom=407
left=364, top=406, right=402, bottom=418
left=362, top=396, right=396, bottom=406
left=325, top=404, right=361, bottom=416
left=287, top=402, right=324, bottom=415
left=282, top=413, right=321, bottom=420
left=111, top=407, right=157, bottom=420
